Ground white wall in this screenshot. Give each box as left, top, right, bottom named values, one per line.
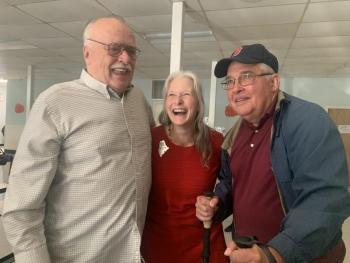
left=282, top=78, right=350, bottom=108
left=213, top=77, right=350, bottom=133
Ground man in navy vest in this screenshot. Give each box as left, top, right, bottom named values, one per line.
left=196, top=43, right=350, bottom=263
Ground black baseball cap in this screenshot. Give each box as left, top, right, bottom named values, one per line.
left=214, top=43, right=279, bottom=78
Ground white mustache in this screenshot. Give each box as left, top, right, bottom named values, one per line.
left=111, top=63, right=132, bottom=71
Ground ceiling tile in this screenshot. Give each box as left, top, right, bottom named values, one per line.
left=0, top=1, right=9, bottom=6
left=125, top=14, right=172, bottom=33
left=134, top=34, right=154, bottom=46
left=17, top=0, right=110, bottom=22
left=0, top=48, right=54, bottom=57
left=3, top=0, right=56, bottom=4
left=206, top=4, right=305, bottom=27
left=297, top=21, right=350, bottom=37
left=67, top=55, right=84, bottom=64
left=138, top=45, right=167, bottom=57
left=0, top=24, right=67, bottom=39
left=191, top=50, right=222, bottom=60
left=240, top=38, right=293, bottom=49
left=331, top=66, right=350, bottom=76
left=0, top=6, right=41, bottom=25
left=215, top=24, right=299, bottom=41
left=149, top=42, right=170, bottom=53
left=310, top=0, right=350, bottom=2
left=184, top=13, right=211, bottom=32
left=288, top=47, right=350, bottom=57
left=0, top=41, right=36, bottom=50
left=98, top=0, right=171, bottom=17
left=292, top=36, right=350, bottom=48
left=182, top=0, right=202, bottom=11
left=24, top=37, right=82, bottom=49
left=137, top=52, right=169, bottom=67
left=0, top=0, right=349, bottom=80
left=200, top=0, right=307, bottom=10
left=304, top=1, right=350, bottom=22
left=0, top=56, right=26, bottom=63
left=0, top=30, right=16, bottom=42
left=50, top=47, right=82, bottom=57
left=184, top=41, right=221, bottom=51
left=50, top=21, right=87, bottom=38
left=24, top=56, right=73, bottom=64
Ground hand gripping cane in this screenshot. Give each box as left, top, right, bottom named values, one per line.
left=201, top=192, right=215, bottom=263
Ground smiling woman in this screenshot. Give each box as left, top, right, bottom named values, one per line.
left=164, top=76, right=197, bottom=143
left=160, top=71, right=211, bottom=160
left=141, top=70, right=228, bottom=263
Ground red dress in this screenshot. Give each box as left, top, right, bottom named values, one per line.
left=141, top=126, right=228, bottom=263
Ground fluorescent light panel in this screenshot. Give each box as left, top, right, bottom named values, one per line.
left=144, top=30, right=213, bottom=40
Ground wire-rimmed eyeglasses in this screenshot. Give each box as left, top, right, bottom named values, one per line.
left=87, top=38, right=141, bottom=59
left=221, top=72, right=274, bottom=90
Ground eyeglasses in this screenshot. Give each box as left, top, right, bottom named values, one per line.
left=87, top=38, right=141, bottom=59
left=221, top=72, right=273, bottom=90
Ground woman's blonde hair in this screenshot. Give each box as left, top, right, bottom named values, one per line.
left=159, top=70, right=212, bottom=166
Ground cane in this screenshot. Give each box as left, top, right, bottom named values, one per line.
left=201, top=191, right=215, bottom=263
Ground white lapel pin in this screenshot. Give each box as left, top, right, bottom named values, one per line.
left=158, top=140, right=169, bottom=157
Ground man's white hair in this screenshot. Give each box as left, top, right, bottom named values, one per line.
left=82, top=15, right=126, bottom=45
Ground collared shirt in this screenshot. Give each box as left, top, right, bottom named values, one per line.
left=3, top=69, right=153, bottom=263
left=230, top=99, right=284, bottom=243
left=217, top=91, right=350, bottom=262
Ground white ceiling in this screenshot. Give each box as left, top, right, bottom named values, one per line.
left=0, top=0, right=350, bottom=80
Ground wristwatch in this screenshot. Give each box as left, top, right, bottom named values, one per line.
left=258, top=244, right=277, bottom=263
left=233, top=235, right=277, bottom=263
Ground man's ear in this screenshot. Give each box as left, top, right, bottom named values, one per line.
left=83, top=46, right=91, bottom=66
left=271, top=73, right=280, bottom=92
left=83, top=46, right=89, bottom=60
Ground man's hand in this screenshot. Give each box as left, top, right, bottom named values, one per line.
left=224, top=241, right=284, bottom=263
left=195, top=195, right=219, bottom=222
left=224, top=241, right=268, bottom=263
